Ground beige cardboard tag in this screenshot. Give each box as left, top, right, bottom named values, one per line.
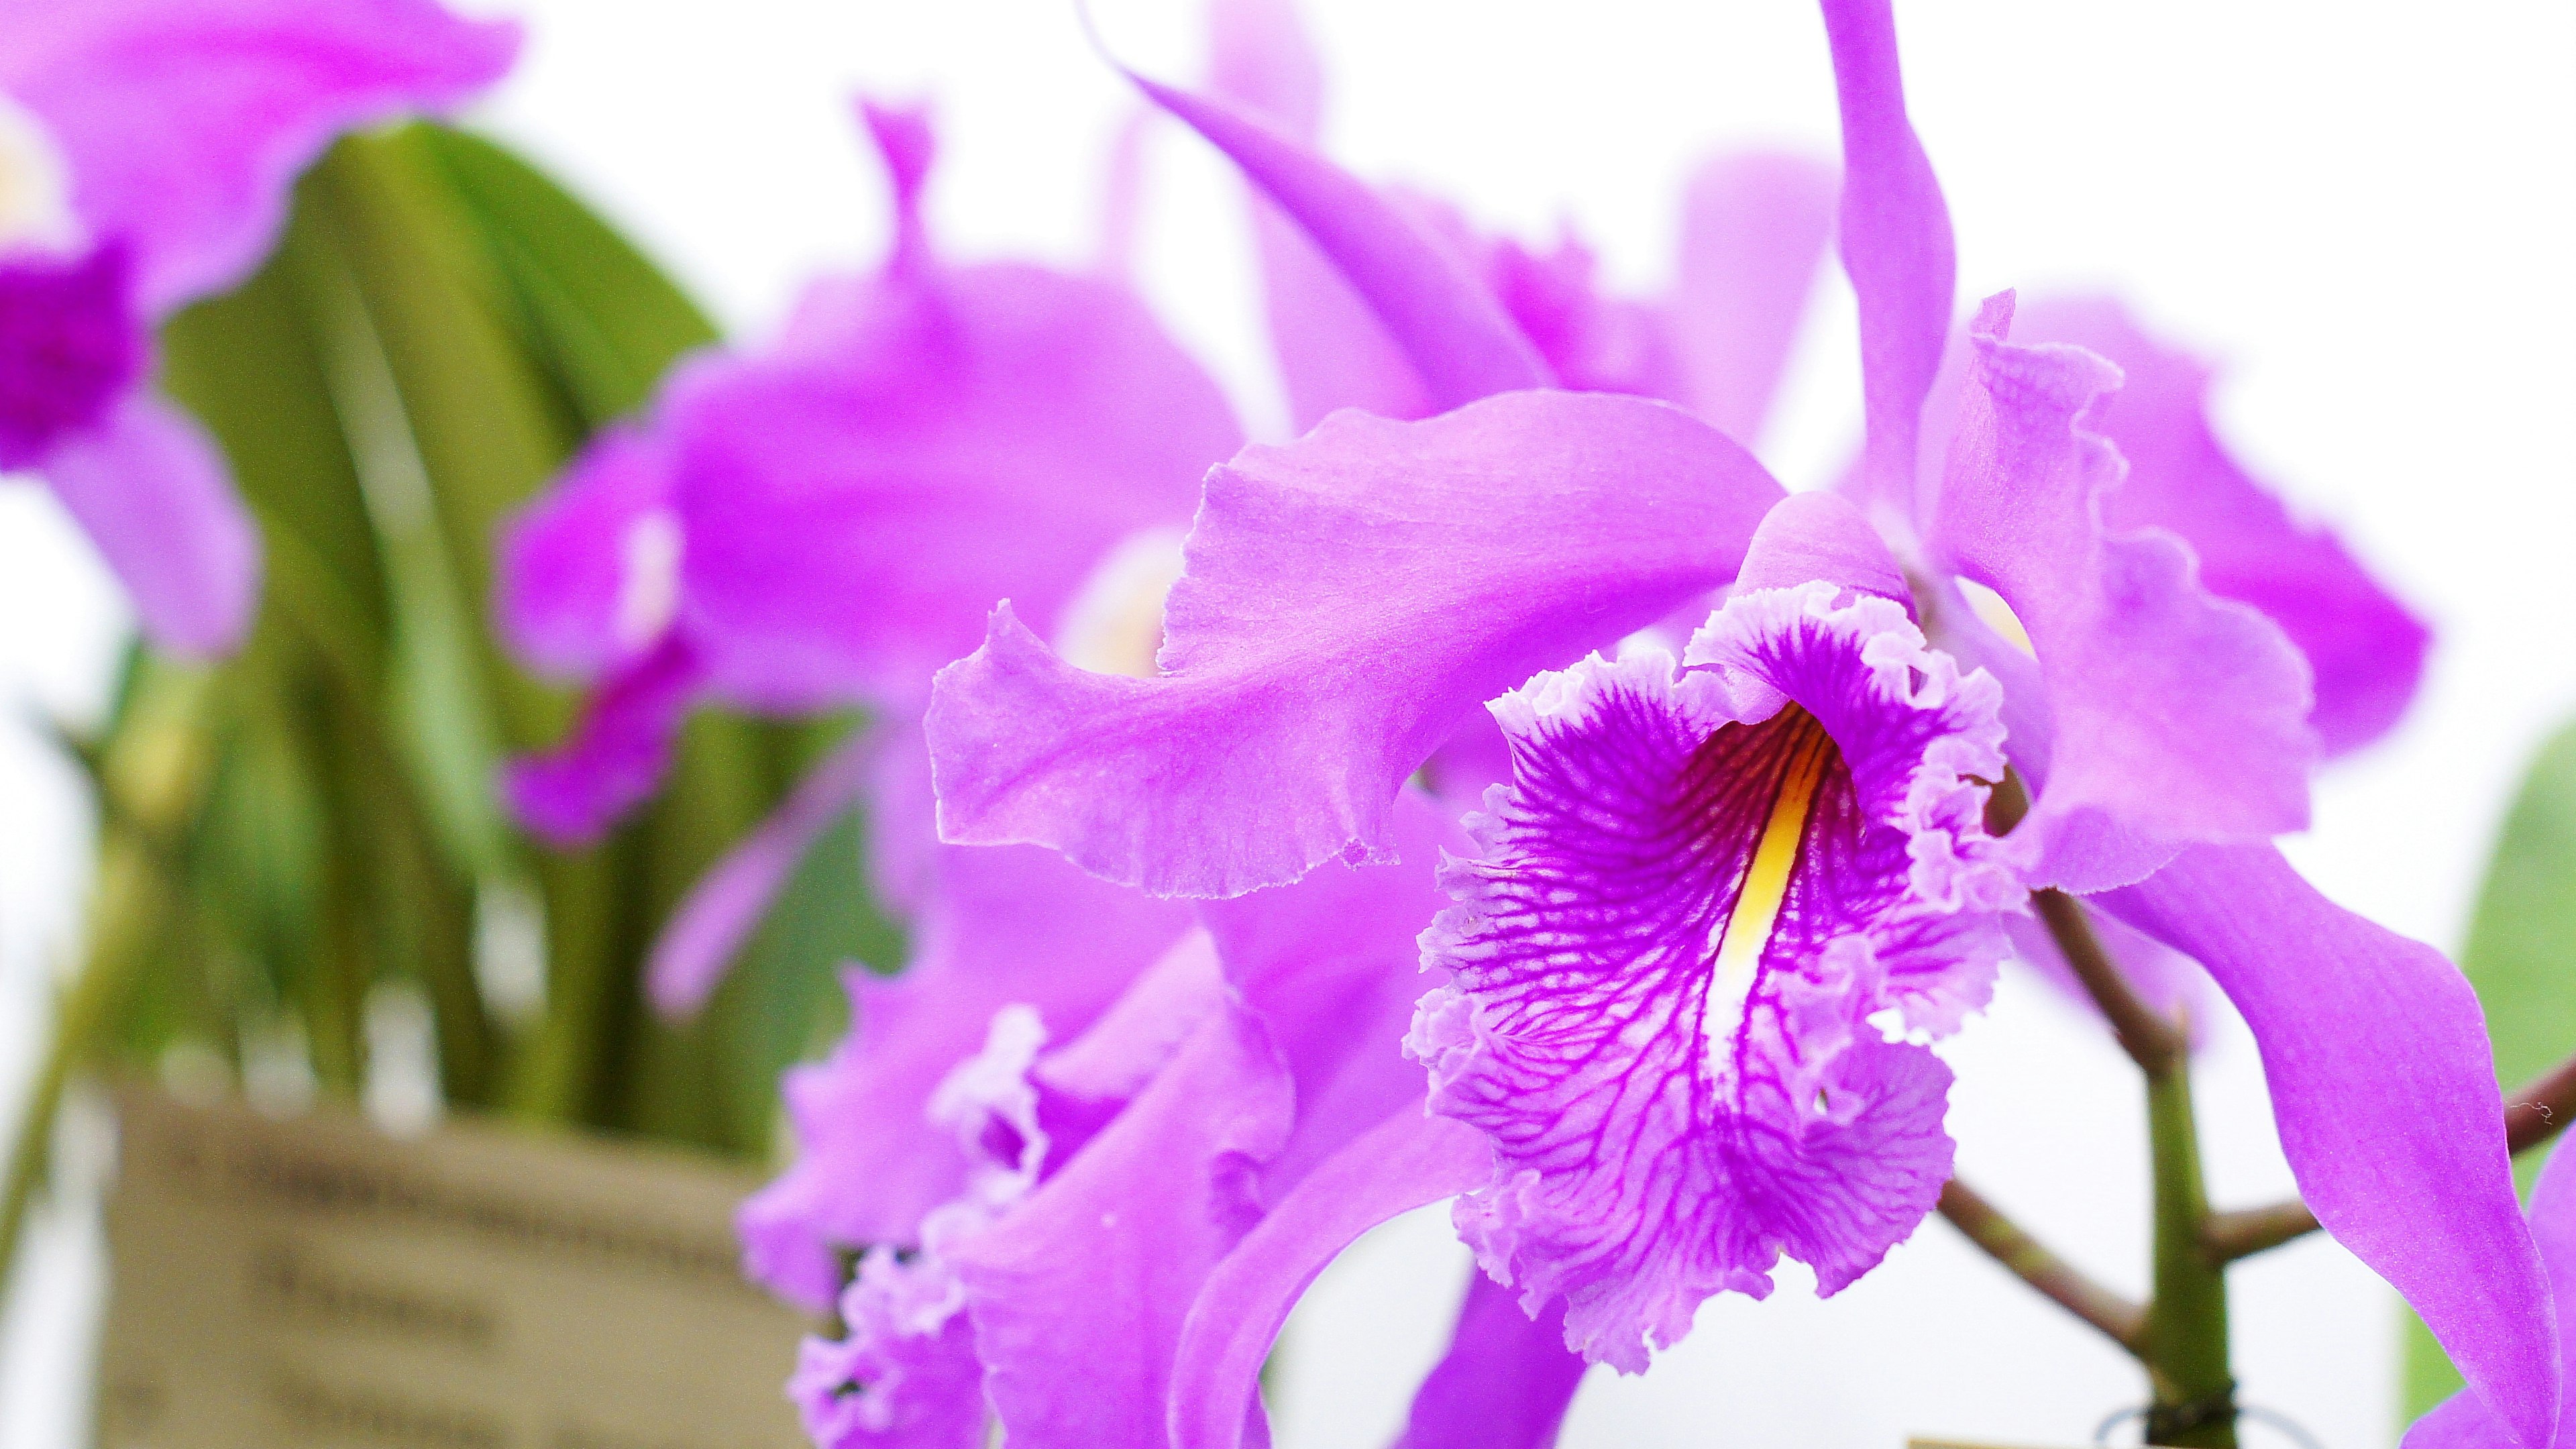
left=96, top=1084, right=813, bottom=1449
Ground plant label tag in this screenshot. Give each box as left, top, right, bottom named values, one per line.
left=95, top=1084, right=812, bottom=1449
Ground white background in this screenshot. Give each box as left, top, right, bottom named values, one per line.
left=5, top=1, right=2573, bottom=1444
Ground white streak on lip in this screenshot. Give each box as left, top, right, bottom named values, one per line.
left=1054, top=525, right=1189, bottom=679
left=614, top=507, right=685, bottom=651
left=0, top=95, right=76, bottom=253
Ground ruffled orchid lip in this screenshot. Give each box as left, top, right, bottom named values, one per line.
left=1413, top=582, right=2016, bottom=1371
left=0, top=241, right=140, bottom=468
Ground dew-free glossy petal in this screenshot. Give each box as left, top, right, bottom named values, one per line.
left=1672, top=152, right=1838, bottom=445
left=1202, top=788, right=1463, bottom=1192
left=1818, top=0, right=1953, bottom=507
left=1393, top=1273, right=1588, bottom=1449
left=665, top=258, right=1236, bottom=712
left=1167, top=1106, right=1493, bottom=1449
left=928, top=390, right=1784, bottom=898
left=2403, top=1135, right=2576, bottom=1448
left=1129, top=71, right=1551, bottom=410
left=1933, top=297, right=2315, bottom=891
left=42, top=391, right=258, bottom=658
left=0, top=0, right=519, bottom=313
left=2003, top=297, right=2429, bottom=757
left=951, top=1004, right=1293, bottom=1449
left=2103, top=847, right=2558, bottom=1449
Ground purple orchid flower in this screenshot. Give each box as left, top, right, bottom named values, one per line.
left=0, top=0, right=518, bottom=657
left=495, top=99, right=1242, bottom=1009
left=778, top=790, right=1597, bottom=1448
left=924, top=0, right=2553, bottom=1439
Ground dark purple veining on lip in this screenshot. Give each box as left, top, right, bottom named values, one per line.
left=0, top=242, right=140, bottom=470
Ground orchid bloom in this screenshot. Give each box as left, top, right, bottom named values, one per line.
left=0, top=0, right=517, bottom=658
left=495, top=100, right=1242, bottom=1009
left=924, top=0, right=2552, bottom=1442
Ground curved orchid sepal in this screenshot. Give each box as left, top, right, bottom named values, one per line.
left=1984, top=297, right=2431, bottom=758
left=2102, top=847, right=2559, bottom=1449
left=2405, top=1134, right=2576, bottom=1448
left=1120, top=53, right=1551, bottom=412
left=927, top=390, right=1785, bottom=899
left=1394, top=1273, right=1589, bottom=1449
left=1413, top=582, right=2017, bottom=1371
left=1929, top=294, right=2318, bottom=892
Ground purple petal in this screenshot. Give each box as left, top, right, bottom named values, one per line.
left=0, top=0, right=519, bottom=313
left=1203, top=0, right=1438, bottom=431
left=647, top=730, right=876, bottom=1020
left=1126, top=70, right=1552, bottom=409
left=950, top=1004, right=1293, bottom=1449
left=2102, top=847, right=2558, bottom=1449
left=43, top=390, right=259, bottom=659
left=661, top=251, right=1234, bottom=712
left=1485, top=230, right=1690, bottom=404
left=1415, top=588, right=2012, bottom=1370
left=1817, top=0, right=1954, bottom=508
left=2003, top=297, right=2430, bottom=757
left=495, top=427, right=678, bottom=682
left=1202, top=788, right=1466, bottom=1193
left=928, top=390, right=1784, bottom=898
left=1168, top=1105, right=1494, bottom=1449
left=789, top=1252, right=986, bottom=1449
left=1933, top=294, right=2316, bottom=891
left=2406, top=1136, right=2576, bottom=1448
left=738, top=843, right=1191, bottom=1311
left=1734, top=490, right=1908, bottom=601
left=502, top=634, right=706, bottom=846
left=1670, top=152, right=1839, bottom=445
left=0, top=243, right=144, bottom=470
left=1393, top=1273, right=1588, bottom=1449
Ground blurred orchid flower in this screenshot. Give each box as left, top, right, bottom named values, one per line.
left=0, top=0, right=518, bottom=657
left=496, top=100, right=1241, bottom=1012
left=923, top=0, right=2549, bottom=1440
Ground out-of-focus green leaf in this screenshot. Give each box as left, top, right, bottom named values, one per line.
left=413, top=126, right=719, bottom=425
left=2402, top=719, right=2576, bottom=1418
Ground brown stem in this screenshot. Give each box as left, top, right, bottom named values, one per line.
left=1939, top=1177, right=2147, bottom=1353
left=2035, top=888, right=2190, bottom=1080
left=2203, top=1050, right=2576, bottom=1265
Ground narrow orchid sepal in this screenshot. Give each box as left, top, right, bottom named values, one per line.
left=2103, top=846, right=2559, bottom=1449
left=1393, top=1272, right=1589, bottom=1449
left=1120, top=69, right=1552, bottom=410
left=1817, top=0, right=1954, bottom=510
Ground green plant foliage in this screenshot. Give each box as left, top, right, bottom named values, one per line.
left=3, top=123, right=898, bottom=1292
left=2402, top=718, right=2576, bottom=1419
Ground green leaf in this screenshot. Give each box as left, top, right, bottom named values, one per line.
left=2402, top=718, right=2576, bottom=1417
left=411, top=126, right=720, bottom=425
